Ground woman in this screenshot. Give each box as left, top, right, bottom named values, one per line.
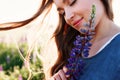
left=49, top=0, right=120, bottom=80
left=0, top=0, right=120, bottom=80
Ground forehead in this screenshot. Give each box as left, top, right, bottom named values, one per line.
left=53, top=0, right=69, bottom=7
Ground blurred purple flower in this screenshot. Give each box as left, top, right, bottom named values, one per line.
left=0, top=66, right=3, bottom=71
left=18, top=74, right=23, bottom=80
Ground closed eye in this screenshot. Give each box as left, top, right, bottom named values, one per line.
left=69, top=0, right=77, bottom=6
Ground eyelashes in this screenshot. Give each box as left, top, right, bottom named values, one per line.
left=70, top=0, right=77, bottom=6
left=58, top=0, right=77, bottom=16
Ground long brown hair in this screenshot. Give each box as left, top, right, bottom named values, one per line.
left=0, top=0, right=114, bottom=77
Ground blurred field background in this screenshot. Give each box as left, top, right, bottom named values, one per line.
left=0, top=0, right=119, bottom=80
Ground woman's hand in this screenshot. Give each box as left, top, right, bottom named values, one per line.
left=49, top=67, right=69, bottom=80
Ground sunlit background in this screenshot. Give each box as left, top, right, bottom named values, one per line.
left=0, top=0, right=120, bottom=79
left=0, top=0, right=119, bottom=40
left=0, top=0, right=59, bottom=79
left=0, top=0, right=58, bottom=57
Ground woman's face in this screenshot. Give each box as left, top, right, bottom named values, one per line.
left=53, top=0, right=105, bottom=32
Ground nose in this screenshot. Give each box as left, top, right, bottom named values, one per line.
left=64, top=7, right=74, bottom=22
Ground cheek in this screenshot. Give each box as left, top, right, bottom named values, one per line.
left=83, top=9, right=91, bottom=22
left=75, top=4, right=92, bottom=21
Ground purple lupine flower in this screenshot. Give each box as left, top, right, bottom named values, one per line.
left=65, top=5, right=96, bottom=80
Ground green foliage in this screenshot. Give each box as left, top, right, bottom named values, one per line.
left=0, top=43, right=23, bottom=71
left=0, top=43, right=45, bottom=80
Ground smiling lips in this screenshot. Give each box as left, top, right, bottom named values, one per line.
left=73, top=17, right=84, bottom=27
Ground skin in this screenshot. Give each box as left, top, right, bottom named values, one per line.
left=54, top=0, right=104, bottom=31
left=50, top=0, right=120, bottom=80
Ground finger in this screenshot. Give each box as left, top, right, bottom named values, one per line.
left=63, top=66, right=70, bottom=78
left=58, top=70, right=67, bottom=80
left=54, top=73, right=61, bottom=80
left=63, top=66, right=67, bottom=73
